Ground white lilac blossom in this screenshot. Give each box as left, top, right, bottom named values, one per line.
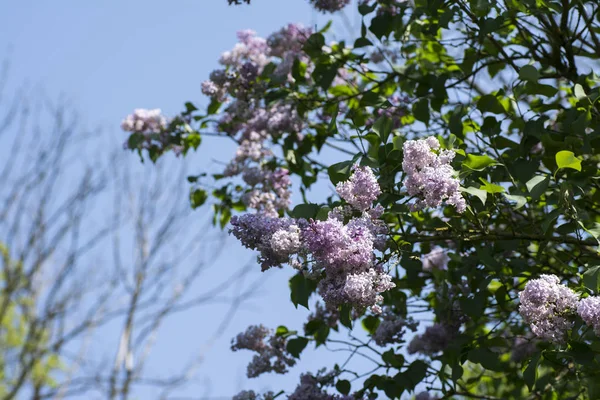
left=231, top=325, right=296, bottom=378
left=402, top=136, right=466, bottom=213
left=407, top=322, right=458, bottom=355
left=421, top=247, right=449, bottom=272
left=121, top=108, right=167, bottom=134
left=577, top=296, right=600, bottom=336
left=270, top=224, right=302, bottom=257
left=518, top=274, right=579, bottom=343
left=309, top=0, right=351, bottom=13
left=372, top=310, right=418, bottom=347
left=336, top=166, right=382, bottom=212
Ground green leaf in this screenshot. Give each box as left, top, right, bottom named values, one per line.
left=328, top=161, right=353, bottom=185
left=286, top=337, right=309, bottom=358
left=555, top=150, right=582, bottom=172
left=526, top=175, right=550, bottom=200
left=362, top=315, right=380, bottom=335
left=523, top=353, right=541, bottom=391
left=574, top=83, right=587, bottom=100
left=339, top=304, right=352, bottom=329
left=463, top=154, right=497, bottom=171
left=291, top=203, right=320, bottom=219
left=382, top=349, right=404, bottom=368
left=413, top=98, right=430, bottom=125
left=503, top=194, right=527, bottom=209
left=289, top=273, right=316, bottom=309
left=354, top=37, right=373, bottom=48
left=372, top=115, right=393, bottom=144
left=336, top=380, right=351, bottom=396
left=395, top=360, right=428, bottom=391
left=479, top=178, right=505, bottom=194
left=519, top=65, right=539, bottom=82
left=303, top=33, right=325, bottom=58
left=276, top=326, right=289, bottom=336
left=477, top=94, right=505, bottom=114
left=190, top=189, right=208, bottom=209
left=461, top=187, right=488, bottom=205
left=583, top=265, right=600, bottom=293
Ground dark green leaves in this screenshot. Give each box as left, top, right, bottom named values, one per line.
left=526, top=175, right=550, bottom=200
left=336, top=380, right=351, bottom=395
left=291, top=203, right=320, bottom=219
left=477, top=95, right=505, bottom=114
left=190, top=189, right=208, bottom=209
left=583, top=265, right=600, bottom=293
left=286, top=337, right=308, bottom=358
left=413, top=98, right=430, bottom=125
left=519, top=65, right=539, bottom=82
left=372, top=115, right=393, bottom=144
left=328, top=161, right=353, bottom=185
left=289, top=273, right=316, bottom=309
left=303, top=33, right=325, bottom=58
left=523, top=353, right=541, bottom=391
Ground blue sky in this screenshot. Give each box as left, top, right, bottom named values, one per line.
left=0, top=1, right=376, bottom=398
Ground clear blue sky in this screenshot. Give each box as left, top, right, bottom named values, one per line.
left=0, top=1, right=374, bottom=399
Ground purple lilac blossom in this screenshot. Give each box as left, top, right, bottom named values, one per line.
left=336, top=166, right=382, bottom=212
left=231, top=325, right=296, bottom=378
left=309, top=0, right=351, bottom=13
left=518, top=274, right=579, bottom=343
left=421, top=247, right=449, bottom=272
left=577, top=296, right=600, bottom=336
left=407, top=322, right=458, bottom=355
left=402, top=137, right=466, bottom=213
left=372, top=309, right=418, bottom=347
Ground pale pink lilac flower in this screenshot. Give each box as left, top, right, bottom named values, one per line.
left=518, top=274, right=579, bottom=343
left=336, top=166, right=382, bottom=212
left=577, top=296, right=600, bottom=336
left=421, top=247, right=449, bottom=272
left=402, top=137, right=466, bottom=213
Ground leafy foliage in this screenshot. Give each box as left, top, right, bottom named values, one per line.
left=125, top=0, right=600, bottom=398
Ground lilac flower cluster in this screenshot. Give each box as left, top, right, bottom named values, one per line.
left=309, top=0, right=351, bottom=13
left=305, top=301, right=340, bottom=331
left=577, top=296, right=600, bottom=335
left=415, top=392, right=439, bottom=400
left=231, top=325, right=296, bottom=378
left=232, top=391, right=275, bottom=400
left=230, top=166, right=394, bottom=313
left=120, top=109, right=179, bottom=153
left=288, top=370, right=360, bottom=400
left=200, top=26, right=313, bottom=215
left=372, top=309, right=418, bottom=347
left=336, top=166, right=382, bottom=211
left=518, top=275, right=579, bottom=344
left=121, top=109, right=167, bottom=134
left=407, top=322, right=459, bottom=355
left=421, top=247, right=449, bottom=272
left=230, top=215, right=306, bottom=270
left=402, top=137, right=466, bottom=213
